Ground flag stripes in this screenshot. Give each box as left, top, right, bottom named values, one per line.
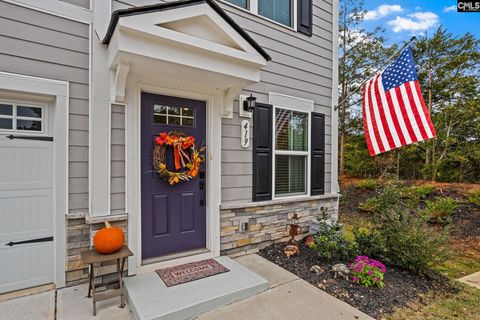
left=362, top=47, right=436, bottom=156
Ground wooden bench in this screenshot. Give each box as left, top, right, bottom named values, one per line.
left=81, top=246, right=133, bottom=316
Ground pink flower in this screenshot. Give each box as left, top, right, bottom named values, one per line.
left=367, top=270, right=373, bottom=275
left=353, top=276, right=359, bottom=283
left=375, top=277, right=381, bottom=282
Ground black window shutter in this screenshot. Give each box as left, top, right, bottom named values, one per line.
left=311, top=112, right=325, bottom=195
left=297, top=0, right=313, bottom=36
left=252, top=103, right=273, bottom=201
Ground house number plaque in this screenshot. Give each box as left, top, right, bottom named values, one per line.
left=240, top=120, right=250, bottom=148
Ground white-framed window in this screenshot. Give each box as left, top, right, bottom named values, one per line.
left=223, top=0, right=296, bottom=29
left=273, top=107, right=310, bottom=198
left=0, top=101, right=48, bottom=134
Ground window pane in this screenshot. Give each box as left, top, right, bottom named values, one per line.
left=182, top=117, right=193, bottom=127
left=0, top=118, right=12, bottom=129
left=154, top=105, right=167, bottom=115
left=17, top=106, right=42, bottom=118
left=226, top=0, right=247, bottom=8
left=168, top=106, right=180, bottom=116
left=181, top=107, right=194, bottom=117
left=153, top=114, right=167, bottom=124
left=168, top=116, right=180, bottom=125
left=258, top=0, right=292, bottom=27
left=17, top=119, right=42, bottom=131
left=275, top=155, right=306, bottom=196
left=276, top=109, right=308, bottom=151
left=0, top=104, right=12, bottom=116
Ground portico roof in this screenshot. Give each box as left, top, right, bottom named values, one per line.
left=102, top=0, right=271, bottom=62
left=103, top=0, right=270, bottom=115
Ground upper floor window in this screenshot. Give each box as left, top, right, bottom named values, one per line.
left=224, top=0, right=294, bottom=28
left=225, top=0, right=248, bottom=9
left=258, top=0, right=293, bottom=28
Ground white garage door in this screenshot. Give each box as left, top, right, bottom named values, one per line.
left=0, top=101, right=54, bottom=294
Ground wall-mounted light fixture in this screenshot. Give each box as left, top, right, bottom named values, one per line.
left=242, top=93, right=256, bottom=113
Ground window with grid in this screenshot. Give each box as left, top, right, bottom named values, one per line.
left=274, top=108, right=308, bottom=196
left=0, top=103, right=45, bottom=133
left=153, top=105, right=195, bottom=127
left=258, top=0, right=293, bottom=27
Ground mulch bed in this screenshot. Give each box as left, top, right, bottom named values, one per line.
left=261, top=178, right=478, bottom=319
left=259, top=241, right=457, bottom=319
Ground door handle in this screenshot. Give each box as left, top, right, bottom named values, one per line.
left=5, top=236, right=53, bottom=246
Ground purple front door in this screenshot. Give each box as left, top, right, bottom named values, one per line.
left=141, top=92, right=207, bottom=259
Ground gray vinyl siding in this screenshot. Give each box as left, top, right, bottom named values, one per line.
left=59, top=0, right=90, bottom=9
left=111, top=0, right=335, bottom=204
left=111, top=105, right=126, bottom=215
left=221, top=0, right=334, bottom=203
left=0, top=2, right=90, bottom=213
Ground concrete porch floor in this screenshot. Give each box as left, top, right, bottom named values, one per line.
left=0, top=254, right=373, bottom=320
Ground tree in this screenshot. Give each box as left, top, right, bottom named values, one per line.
left=413, top=27, right=480, bottom=181
left=338, top=0, right=395, bottom=175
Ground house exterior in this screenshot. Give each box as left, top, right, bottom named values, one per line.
left=0, top=0, right=339, bottom=294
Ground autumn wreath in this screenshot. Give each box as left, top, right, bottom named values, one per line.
left=153, top=131, right=205, bottom=185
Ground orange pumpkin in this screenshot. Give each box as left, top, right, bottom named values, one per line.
left=93, top=221, right=125, bottom=254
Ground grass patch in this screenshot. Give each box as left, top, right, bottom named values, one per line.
left=355, top=179, right=380, bottom=190
left=435, top=251, right=480, bottom=279
left=388, top=285, right=480, bottom=320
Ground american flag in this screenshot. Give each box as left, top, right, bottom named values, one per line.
left=362, top=47, right=436, bottom=156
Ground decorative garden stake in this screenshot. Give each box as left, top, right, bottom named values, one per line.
left=284, top=213, right=300, bottom=257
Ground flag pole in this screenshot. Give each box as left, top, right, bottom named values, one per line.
left=335, top=36, right=417, bottom=111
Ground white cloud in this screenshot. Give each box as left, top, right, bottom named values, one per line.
left=443, top=5, right=456, bottom=12
left=387, top=12, right=439, bottom=33
left=364, top=4, right=403, bottom=20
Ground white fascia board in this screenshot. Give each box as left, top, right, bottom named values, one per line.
left=3, top=0, right=92, bottom=24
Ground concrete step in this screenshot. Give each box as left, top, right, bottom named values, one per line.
left=124, top=256, right=268, bottom=320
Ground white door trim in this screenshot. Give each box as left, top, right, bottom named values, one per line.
left=124, top=76, right=222, bottom=275
left=0, top=71, right=69, bottom=289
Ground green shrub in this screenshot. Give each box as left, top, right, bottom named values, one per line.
left=358, top=186, right=403, bottom=214
left=420, top=197, right=459, bottom=223
left=377, top=206, right=450, bottom=274
left=402, top=185, right=435, bottom=200
left=355, top=179, right=380, bottom=190
left=353, top=227, right=386, bottom=259
left=468, top=189, right=480, bottom=207
left=311, top=220, right=357, bottom=261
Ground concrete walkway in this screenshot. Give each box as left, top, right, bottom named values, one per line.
left=198, top=255, right=373, bottom=320
left=0, top=254, right=372, bottom=320
left=458, top=271, right=480, bottom=289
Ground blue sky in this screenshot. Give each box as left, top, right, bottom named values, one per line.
left=359, top=1, right=480, bottom=44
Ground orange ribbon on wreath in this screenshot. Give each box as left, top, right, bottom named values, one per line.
left=155, top=132, right=196, bottom=170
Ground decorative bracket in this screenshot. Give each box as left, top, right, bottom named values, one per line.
left=221, top=86, right=243, bottom=119
left=112, top=61, right=130, bottom=103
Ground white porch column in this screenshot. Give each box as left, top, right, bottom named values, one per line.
left=89, top=1, right=112, bottom=217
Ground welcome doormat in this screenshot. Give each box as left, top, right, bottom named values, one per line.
left=156, top=259, right=230, bottom=287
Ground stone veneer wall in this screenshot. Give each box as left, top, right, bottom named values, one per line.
left=220, top=196, right=339, bottom=257
left=66, top=217, right=128, bottom=287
